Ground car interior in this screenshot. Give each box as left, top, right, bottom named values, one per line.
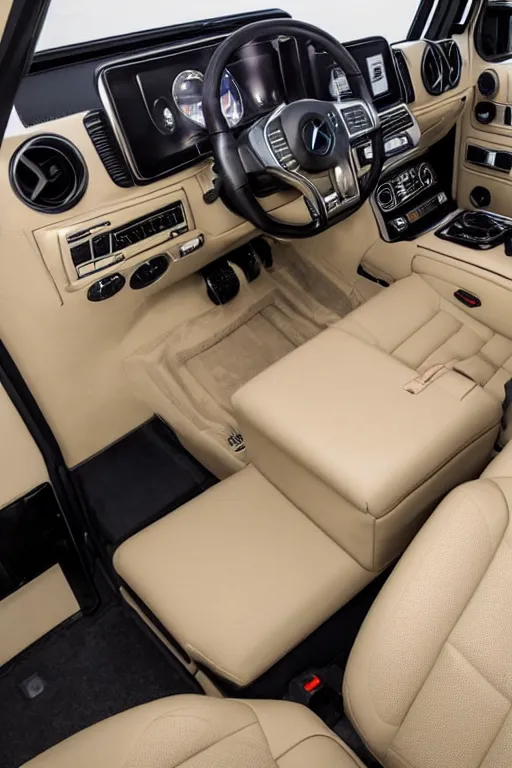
left=2, top=0, right=512, bottom=765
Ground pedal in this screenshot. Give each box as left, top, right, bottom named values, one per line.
left=228, top=244, right=261, bottom=282
left=286, top=667, right=344, bottom=727
left=201, top=258, right=240, bottom=305
left=252, top=237, right=273, bottom=268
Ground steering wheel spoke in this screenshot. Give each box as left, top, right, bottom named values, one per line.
left=332, top=99, right=381, bottom=144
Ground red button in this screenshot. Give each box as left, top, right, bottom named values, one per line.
left=303, top=675, right=322, bottom=693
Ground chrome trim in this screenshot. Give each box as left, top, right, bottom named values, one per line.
left=333, top=99, right=381, bottom=140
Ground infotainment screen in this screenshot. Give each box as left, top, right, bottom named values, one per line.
left=309, top=36, right=402, bottom=111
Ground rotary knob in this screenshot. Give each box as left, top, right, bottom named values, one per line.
left=376, top=183, right=396, bottom=212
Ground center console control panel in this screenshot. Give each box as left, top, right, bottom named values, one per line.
left=374, top=160, right=454, bottom=241
left=67, top=201, right=188, bottom=278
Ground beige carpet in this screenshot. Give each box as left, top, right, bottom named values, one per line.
left=125, top=246, right=355, bottom=478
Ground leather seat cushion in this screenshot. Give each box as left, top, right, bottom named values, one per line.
left=114, top=465, right=374, bottom=687
left=338, top=272, right=512, bottom=400
left=24, top=695, right=364, bottom=768
left=344, top=442, right=512, bottom=768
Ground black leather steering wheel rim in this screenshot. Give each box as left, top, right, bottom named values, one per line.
left=203, top=19, right=384, bottom=238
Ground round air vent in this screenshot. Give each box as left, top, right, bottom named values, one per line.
left=441, top=40, right=462, bottom=89
left=421, top=42, right=446, bottom=96
left=10, top=135, right=88, bottom=213
left=478, top=70, right=499, bottom=98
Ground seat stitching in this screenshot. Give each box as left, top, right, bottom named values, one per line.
left=271, top=733, right=360, bottom=764
left=184, top=643, right=246, bottom=687
left=388, top=306, right=441, bottom=357
left=370, top=486, right=498, bottom=730
left=445, top=640, right=512, bottom=705
left=177, top=722, right=268, bottom=767
left=392, top=312, right=463, bottom=367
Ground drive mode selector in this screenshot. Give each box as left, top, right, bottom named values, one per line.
left=376, top=183, right=396, bottom=212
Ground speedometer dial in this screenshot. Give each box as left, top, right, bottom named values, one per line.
left=172, top=68, right=243, bottom=129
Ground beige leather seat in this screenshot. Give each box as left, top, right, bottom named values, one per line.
left=339, top=272, right=512, bottom=398
left=29, top=445, right=512, bottom=767
left=115, top=272, right=504, bottom=689
left=343, top=443, right=512, bottom=768
left=24, top=695, right=364, bottom=767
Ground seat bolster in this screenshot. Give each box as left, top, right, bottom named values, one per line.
left=343, top=478, right=510, bottom=763
left=24, top=696, right=363, bottom=768
left=23, top=696, right=259, bottom=768
left=244, top=699, right=365, bottom=767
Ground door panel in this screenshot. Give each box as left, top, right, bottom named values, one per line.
left=0, top=382, right=79, bottom=662
left=0, top=564, right=78, bottom=666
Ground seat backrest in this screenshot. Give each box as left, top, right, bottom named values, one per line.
left=343, top=443, right=512, bottom=768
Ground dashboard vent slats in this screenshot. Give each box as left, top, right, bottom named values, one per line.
left=10, top=135, right=88, bottom=213
left=381, top=106, right=414, bottom=139
left=393, top=50, right=416, bottom=104
left=421, top=40, right=463, bottom=97
left=83, top=110, right=134, bottom=188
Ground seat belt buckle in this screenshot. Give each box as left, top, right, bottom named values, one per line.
left=404, top=364, right=448, bottom=395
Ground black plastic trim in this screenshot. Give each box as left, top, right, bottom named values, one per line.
left=474, top=0, right=512, bottom=63
left=83, top=110, right=134, bottom=187
left=0, top=340, right=98, bottom=612
left=0, top=0, right=51, bottom=146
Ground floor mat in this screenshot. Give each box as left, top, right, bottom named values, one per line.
left=75, top=418, right=216, bottom=545
left=0, top=601, right=198, bottom=767
left=125, top=246, right=354, bottom=478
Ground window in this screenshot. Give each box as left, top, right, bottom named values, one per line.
left=36, top=0, right=423, bottom=52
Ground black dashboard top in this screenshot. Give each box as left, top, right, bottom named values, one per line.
left=98, top=33, right=403, bottom=183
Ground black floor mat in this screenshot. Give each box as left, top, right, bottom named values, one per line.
left=75, top=418, right=216, bottom=545
left=0, top=601, right=198, bottom=767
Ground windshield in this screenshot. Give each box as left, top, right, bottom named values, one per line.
left=36, top=0, right=421, bottom=51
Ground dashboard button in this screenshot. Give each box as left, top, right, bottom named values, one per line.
left=179, top=234, right=204, bottom=258
left=87, top=273, right=125, bottom=302
left=92, top=234, right=111, bottom=259
left=70, top=242, right=92, bottom=267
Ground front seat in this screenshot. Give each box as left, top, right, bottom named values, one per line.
left=23, top=696, right=364, bottom=767
left=27, top=443, right=512, bottom=767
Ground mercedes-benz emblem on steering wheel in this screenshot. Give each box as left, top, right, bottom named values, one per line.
left=302, top=117, right=334, bottom=156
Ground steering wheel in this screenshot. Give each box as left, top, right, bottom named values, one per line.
left=203, top=19, right=384, bottom=239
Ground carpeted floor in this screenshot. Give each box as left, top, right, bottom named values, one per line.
left=125, top=245, right=356, bottom=478
left=0, top=601, right=198, bottom=767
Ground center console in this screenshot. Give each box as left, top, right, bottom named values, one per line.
left=374, top=160, right=455, bottom=241
left=436, top=210, right=512, bottom=250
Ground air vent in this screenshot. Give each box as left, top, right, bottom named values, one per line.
left=422, top=40, right=463, bottom=97
left=393, top=50, right=416, bottom=104
left=439, top=39, right=462, bottom=89
left=381, top=106, right=414, bottom=139
left=422, top=42, right=446, bottom=96
left=84, top=111, right=134, bottom=188
left=10, top=135, right=87, bottom=213
left=478, top=70, right=499, bottom=98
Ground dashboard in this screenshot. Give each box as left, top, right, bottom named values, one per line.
left=98, top=34, right=406, bottom=184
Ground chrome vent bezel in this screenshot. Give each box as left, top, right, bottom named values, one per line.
left=421, top=42, right=446, bottom=96
left=393, top=49, right=416, bottom=104
left=421, top=40, right=463, bottom=97
left=439, top=39, right=463, bottom=90
left=9, top=135, right=88, bottom=213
